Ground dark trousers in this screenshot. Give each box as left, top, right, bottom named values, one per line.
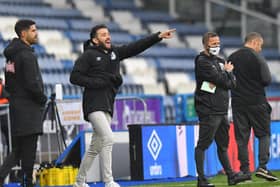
left=232, top=103, right=271, bottom=172
left=0, top=134, right=38, bottom=187
left=195, top=114, right=233, bottom=179
left=0, top=114, right=10, bottom=153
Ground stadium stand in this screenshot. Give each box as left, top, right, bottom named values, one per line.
left=0, top=0, right=280, bottom=127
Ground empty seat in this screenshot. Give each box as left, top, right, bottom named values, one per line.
left=0, top=16, right=18, bottom=40
left=140, top=47, right=197, bottom=58
left=170, top=23, right=207, bottom=36
left=147, top=23, right=185, bottom=48
left=39, top=30, right=73, bottom=58
left=220, top=36, right=242, bottom=48
left=111, top=10, right=145, bottom=35
left=165, top=72, right=195, bottom=94
left=185, top=35, right=203, bottom=52
left=262, top=49, right=280, bottom=60
left=121, top=58, right=157, bottom=78
left=73, top=0, right=109, bottom=22
left=34, top=17, right=69, bottom=30
left=143, top=82, right=166, bottom=95
left=68, top=19, right=94, bottom=31
left=157, top=58, right=194, bottom=73
left=133, top=11, right=175, bottom=23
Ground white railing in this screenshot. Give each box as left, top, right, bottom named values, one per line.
left=167, top=0, right=280, bottom=51
left=205, top=0, right=280, bottom=51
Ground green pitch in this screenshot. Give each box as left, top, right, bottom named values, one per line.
left=130, top=171, right=280, bottom=187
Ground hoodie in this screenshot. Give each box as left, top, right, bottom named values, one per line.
left=4, top=38, right=46, bottom=105
left=3, top=38, right=46, bottom=136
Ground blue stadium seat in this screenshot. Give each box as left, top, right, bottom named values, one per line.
left=169, top=23, right=208, bottom=35
left=0, top=0, right=48, bottom=6
left=133, top=11, right=175, bottom=23
left=95, top=0, right=137, bottom=10
left=140, top=47, right=197, bottom=58
left=220, top=36, right=243, bottom=47
left=68, top=19, right=93, bottom=31
left=33, top=18, right=69, bottom=30
left=32, top=44, right=47, bottom=55
left=60, top=59, right=74, bottom=70
left=262, top=49, right=280, bottom=60
left=110, top=32, right=134, bottom=44
left=157, top=58, right=194, bottom=72
left=0, top=4, right=83, bottom=18
left=65, top=31, right=88, bottom=43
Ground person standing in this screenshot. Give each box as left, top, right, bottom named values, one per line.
left=194, top=32, right=245, bottom=187
left=0, top=19, right=47, bottom=187
left=228, top=32, right=278, bottom=181
left=70, top=24, right=175, bottom=187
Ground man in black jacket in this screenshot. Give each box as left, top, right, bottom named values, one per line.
left=0, top=19, right=47, bottom=187
left=194, top=32, right=244, bottom=187
left=70, top=24, right=175, bottom=187
left=228, top=32, right=278, bottom=181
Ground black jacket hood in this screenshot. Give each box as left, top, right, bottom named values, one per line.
left=83, top=39, right=97, bottom=51
left=4, top=38, right=32, bottom=60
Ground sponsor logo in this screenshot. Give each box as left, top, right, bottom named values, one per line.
left=147, top=130, right=163, bottom=176
left=150, top=163, right=162, bottom=176
left=111, top=51, right=116, bottom=60
left=147, top=130, right=162, bottom=160
left=270, top=133, right=280, bottom=158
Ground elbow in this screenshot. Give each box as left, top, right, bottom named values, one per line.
left=69, top=74, right=78, bottom=85
left=262, top=78, right=272, bottom=87
left=262, top=80, right=271, bottom=87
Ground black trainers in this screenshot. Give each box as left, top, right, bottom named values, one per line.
left=228, top=172, right=252, bottom=185
left=197, top=177, right=215, bottom=187
left=255, top=167, right=279, bottom=181
left=238, top=171, right=252, bottom=182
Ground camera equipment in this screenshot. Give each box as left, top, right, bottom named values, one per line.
left=42, top=93, right=66, bottom=156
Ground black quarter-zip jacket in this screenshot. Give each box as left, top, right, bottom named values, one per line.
left=194, top=52, right=236, bottom=116
left=70, top=33, right=162, bottom=121
left=228, top=47, right=272, bottom=107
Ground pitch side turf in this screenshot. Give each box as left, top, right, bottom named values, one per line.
left=130, top=171, right=280, bottom=187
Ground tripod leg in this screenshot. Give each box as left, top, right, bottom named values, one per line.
left=54, top=102, right=67, bottom=149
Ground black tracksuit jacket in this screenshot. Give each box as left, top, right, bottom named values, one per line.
left=194, top=52, right=236, bottom=116
left=70, top=33, right=162, bottom=121
left=228, top=47, right=272, bottom=107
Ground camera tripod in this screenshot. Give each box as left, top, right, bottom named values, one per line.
left=42, top=93, right=66, bottom=163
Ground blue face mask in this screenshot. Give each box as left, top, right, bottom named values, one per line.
left=209, top=46, right=220, bottom=56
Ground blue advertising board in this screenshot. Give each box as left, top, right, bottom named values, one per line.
left=139, top=124, right=222, bottom=180
left=142, top=126, right=178, bottom=179
left=174, top=94, right=198, bottom=123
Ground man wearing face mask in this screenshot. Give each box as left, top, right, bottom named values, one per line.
left=70, top=24, right=175, bottom=187
left=194, top=32, right=245, bottom=187
left=228, top=32, right=278, bottom=182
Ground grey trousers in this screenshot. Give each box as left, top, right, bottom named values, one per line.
left=76, top=111, right=114, bottom=184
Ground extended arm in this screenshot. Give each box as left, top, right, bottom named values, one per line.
left=117, top=29, right=176, bottom=60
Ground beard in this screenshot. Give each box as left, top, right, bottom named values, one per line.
left=99, top=42, right=110, bottom=50
left=95, top=38, right=111, bottom=50
left=27, top=35, right=38, bottom=45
